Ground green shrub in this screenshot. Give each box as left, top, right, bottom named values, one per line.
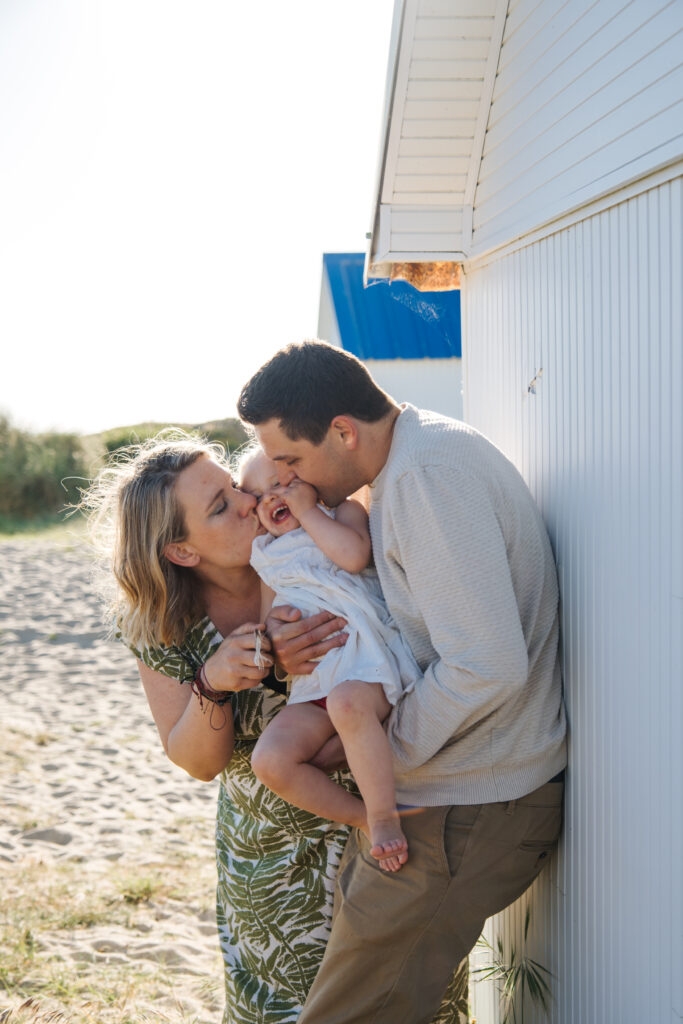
left=193, top=418, right=249, bottom=455
left=0, top=417, right=88, bottom=520
left=0, top=415, right=249, bottom=526
left=98, top=418, right=248, bottom=456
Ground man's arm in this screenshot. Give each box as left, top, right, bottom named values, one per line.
left=266, top=608, right=348, bottom=675
left=384, top=465, right=530, bottom=771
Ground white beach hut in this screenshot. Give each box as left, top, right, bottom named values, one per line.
left=367, top=2, right=683, bottom=1022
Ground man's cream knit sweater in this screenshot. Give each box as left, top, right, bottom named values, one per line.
left=370, top=405, right=567, bottom=806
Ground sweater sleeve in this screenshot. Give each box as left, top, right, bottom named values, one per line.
left=385, top=464, right=530, bottom=772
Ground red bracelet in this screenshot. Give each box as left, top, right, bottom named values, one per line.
left=191, top=663, right=230, bottom=707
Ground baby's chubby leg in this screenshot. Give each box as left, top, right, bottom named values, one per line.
left=326, top=681, right=408, bottom=873
left=250, top=703, right=366, bottom=829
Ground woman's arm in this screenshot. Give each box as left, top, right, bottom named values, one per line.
left=138, top=660, right=234, bottom=782
left=283, top=480, right=372, bottom=573
left=138, top=621, right=274, bottom=781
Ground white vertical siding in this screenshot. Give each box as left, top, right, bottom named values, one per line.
left=464, top=175, right=682, bottom=1022
left=472, top=0, right=683, bottom=255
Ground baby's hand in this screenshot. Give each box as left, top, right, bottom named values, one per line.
left=281, top=478, right=318, bottom=519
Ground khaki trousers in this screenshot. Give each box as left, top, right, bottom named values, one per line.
left=298, top=779, right=564, bottom=1024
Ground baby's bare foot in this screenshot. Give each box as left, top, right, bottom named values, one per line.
left=369, top=816, right=408, bottom=873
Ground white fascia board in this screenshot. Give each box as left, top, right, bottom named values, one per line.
left=367, top=0, right=416, bottom=274
left=364, top=204, right=394, bottom=284
left=378, top=251, right=469, bottom=262
left=380, top=0, right=418, bottom=207
left=367, top=1, right=409, bottom=269
left=374, top=205, right=394, bottom=263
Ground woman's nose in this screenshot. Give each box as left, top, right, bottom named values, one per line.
left=240, top=490, right=258, bottom=513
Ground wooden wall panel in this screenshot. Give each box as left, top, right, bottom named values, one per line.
left=473, top=0, right=683, bottom=253
left=464, top=175, right=683, bottom=1023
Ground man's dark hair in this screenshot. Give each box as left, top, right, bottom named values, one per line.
left=238, top=339, right=393, bottom=444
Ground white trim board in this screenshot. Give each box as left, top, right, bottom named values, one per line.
left=463, top=157, right=683, bottom=273
left=462, top=0, right=509, bottom=249
left=381, top=0, right=419, bottom=207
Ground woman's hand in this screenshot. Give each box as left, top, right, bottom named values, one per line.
left=266, top=606, right=348, bottom=676
left=203, top=622, right=273, bottom=692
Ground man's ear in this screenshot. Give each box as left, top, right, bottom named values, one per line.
left=164, top=542, right=200, bottom=568
left=330, top=415, right=359, bottom=451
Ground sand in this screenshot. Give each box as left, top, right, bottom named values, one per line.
left=0, top=534, right=225, bottom=1023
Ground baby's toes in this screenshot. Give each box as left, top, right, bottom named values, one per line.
left=379, top=854, right=403, bottom=872
left=370, top=841, right=396, bottom=860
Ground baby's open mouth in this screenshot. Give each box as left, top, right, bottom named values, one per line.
left=271, top=503, right=290, bottom=525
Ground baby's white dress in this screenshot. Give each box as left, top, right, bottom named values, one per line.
left=250, top=523, right=420, bottom=706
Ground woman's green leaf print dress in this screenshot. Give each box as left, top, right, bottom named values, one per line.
left=129, top=618, right=468, bottom=1024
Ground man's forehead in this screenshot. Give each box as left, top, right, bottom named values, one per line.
left=255, top=420, right=313, bottom=460
left=254, top=421, right=294, bottom=459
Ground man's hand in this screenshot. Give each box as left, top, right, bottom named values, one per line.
left=266, top=606, right=347, bottom=675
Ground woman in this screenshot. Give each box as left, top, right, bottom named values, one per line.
left=85, top=430, right=467, bottom=1023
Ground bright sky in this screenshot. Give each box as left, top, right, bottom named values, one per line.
left=0, top=0, right=395, bottom=435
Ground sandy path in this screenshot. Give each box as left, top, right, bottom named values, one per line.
left=0, top=535, right=225, bottom=1023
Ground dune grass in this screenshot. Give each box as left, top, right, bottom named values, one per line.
left=0, top=515, right=83, bottom=542
left=0, top=844, right=221, bottom=1024
left=0, top=721, right=222, bottom=1023
left=0, top=414, right=248, bottom=531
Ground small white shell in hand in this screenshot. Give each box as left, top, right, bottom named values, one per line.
left=253, top=629, right=271, bottom=670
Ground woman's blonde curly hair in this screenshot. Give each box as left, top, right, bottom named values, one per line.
left=83, top=429, right=229, bottom=650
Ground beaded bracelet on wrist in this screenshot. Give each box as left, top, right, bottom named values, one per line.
left=191, top=663, right=231, bottom=708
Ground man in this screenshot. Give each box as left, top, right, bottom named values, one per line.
left=238, top=339, right=567, bottom=1024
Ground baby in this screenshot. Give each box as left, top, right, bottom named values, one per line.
left=241, top=448, right=420, bottom=871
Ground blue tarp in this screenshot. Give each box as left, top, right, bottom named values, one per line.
left=324, top=253, right=461, bottom=360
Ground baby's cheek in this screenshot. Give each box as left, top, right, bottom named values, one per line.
left=256, top=505, right=272, bottom=532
